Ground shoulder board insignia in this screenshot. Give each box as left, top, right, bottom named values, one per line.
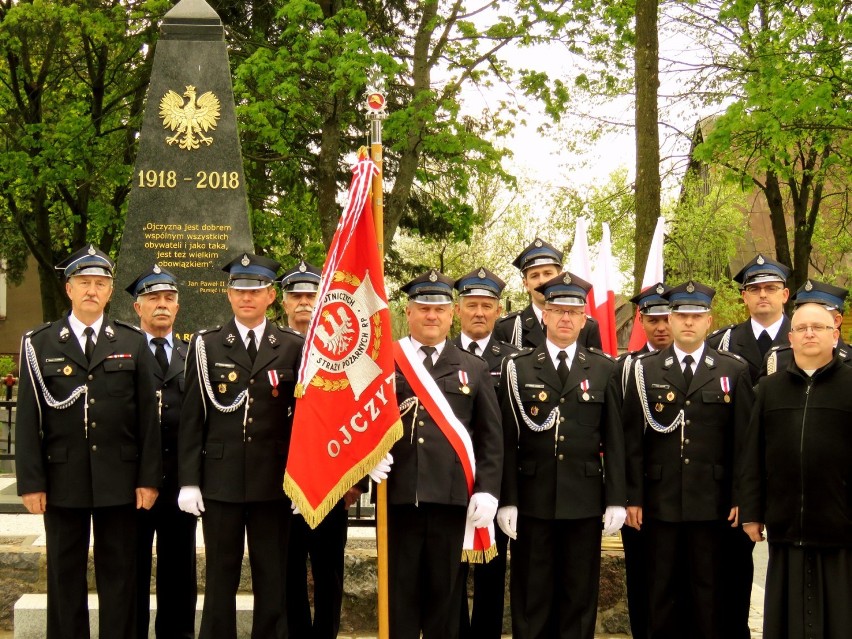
left=196, top=326, right=221, bottom=335
left=113, top=319, right=143, bottom=333
left=716, top=350, right=744, bottom=361
left=587, top=347, right=613, bottom=360
left=498, top=311, right=522, bottom=321
left=635, top=351, right=655, bottom=360
left=839, top=349, right=848, bottom=359
left=709, top=324, right=736, bottom=337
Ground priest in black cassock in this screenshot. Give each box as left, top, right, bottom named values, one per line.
left=740, top=302, right=852, bottom=639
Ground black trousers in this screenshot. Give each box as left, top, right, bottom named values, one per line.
left=136, top=494, right=198, bottom=639
left=45, top=503, right=137, bottom=639
left=621, top=524, right=648, bottom=639
left=644, top=518, right=725, bottom=639
left=720, top=524, right=754, bottom=639
left=286, top=500, right=348, bottom=639
left=458, top=526, right=509, bottom=639
left=510, top=515, right=602, bottom=639
left=200, top=499, right=291, bottom=639
left=388, top=502, right=467, bottom=639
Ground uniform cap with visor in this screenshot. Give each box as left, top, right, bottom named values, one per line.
left=55, top=244, right=115, bottom=280
left=791, top=279, right=849, bottom=313
left=663, top=281, right=715, bottom=313
left=278, top=260, right=321, bottom=294
left=535, top=272, right=591, bottom=307
left=124, top=264, right=179, bottom=298
left=401, top=269, right=455, bottom=305
left=512, top=238, right=564, bottom=273
left=733, top=254, right=791, bottom=289
left=453, top=267, right=506, bottom=299
left=221, top=252, right=281, bottom=290
left=630, top=282, right=671, bottom=316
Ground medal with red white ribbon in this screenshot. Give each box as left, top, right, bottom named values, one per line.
left=580, top=379, right=590, bottom=401
left=458, top=370, right=470, bottom=394
left=268, top=370, right=280, bottom=397
left=720, top=376, right=731, bottom=403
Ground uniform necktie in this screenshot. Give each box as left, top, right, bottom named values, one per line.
left=757, top=330, right=772, bottom=360
left=151, top=337, right=169, bottom=375
left=557, top=350, right=570, bottom=385
left=421, top=345, right=436, bottom=371
left=83, top=326, right=95, bottom=362
left=467, top=342, right=479, bottom=355
left=246, top=330, right=257, bottom=363
left=682, top=354, right=694, bottom=388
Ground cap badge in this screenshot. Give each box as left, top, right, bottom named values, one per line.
left=478, top=268, right=486, bottom=278
left=656, top=283, right=664, bottom=294
left=686, top=282, right=695, bottom=293
left=298, top=261, right=307, bottom=273
left=153, top=264, right=162, bottom=274
left=87, top=245, right=96, bottom=256
left=805, top=280, right=813, bottom=291
left=428, top=271, right=438, bottom=282
left=240, top=254, right=250, bottom=267
left=563, top=273, right=572, bottom=285
left=757, top=255, right=765, bottom=265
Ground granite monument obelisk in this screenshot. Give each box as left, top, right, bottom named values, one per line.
left=114, top=0, right=253, bottom=337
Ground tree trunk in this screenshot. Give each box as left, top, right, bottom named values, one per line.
left=633, top=0, right=661, bottom=292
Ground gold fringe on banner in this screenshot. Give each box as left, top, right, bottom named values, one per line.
left=283, top=419, right=403, bottom=529
left=462, top=542, right=498, bottom=565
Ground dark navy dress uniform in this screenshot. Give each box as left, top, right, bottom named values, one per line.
left=388, top=270, right=503, bottom=639
left=499, top=272, right=626, bottom=639
left=706, top=254, right=791, bottom=639
left=622, top=283, right=755, bottom=639
left=125, top=266, right=198, bottom=639
left=16, top=246, right=162, bottom=639
left=179, top=254, right=304, bottom=639
left=452, top=267, right=520, bottom=639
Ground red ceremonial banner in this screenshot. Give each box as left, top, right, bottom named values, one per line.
left=284, top=158, right=403, bottom=527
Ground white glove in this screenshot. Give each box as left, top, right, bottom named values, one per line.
left=178, top=486, right=205, bottom=517
left=291, top=501, right=301, bottom=515
left=496, top=505, right=518, bottom=540
left=368, top=452, right=394, bottom=484
left=467, top=492, right=498, bottom=528
left=603, top=505, right=627, bottom=536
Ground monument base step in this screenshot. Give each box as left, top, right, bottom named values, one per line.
left=14, top=594, right=253, bottom=639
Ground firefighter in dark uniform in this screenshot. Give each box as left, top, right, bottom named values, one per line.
left=497, top=272, right=626, bottom=639
left=761, top=279, right=852, bottom=376
left=616, top=283, right=673, bottom=639
left=452, top=267, right=520, bottom=639
left=706, top=253, right=791, bottom=638
left=493, top=237, right=602, bottom=350
left=622, top=281, right=754, bottom=639
left=178, top=253, right=303, bottom=639
left=278, top=260, right=367, bottom=639
left=16, top=245, right=161, bottom=639
left=386, top=270, right=503, bottom=639
left=126, top=265, right=197, bottom=639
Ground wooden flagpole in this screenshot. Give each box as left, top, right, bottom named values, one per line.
left=366, top=83, right=389, bottom=639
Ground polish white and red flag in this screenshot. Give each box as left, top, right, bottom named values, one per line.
left=285, top=156, right=402, bottom=528
left=627, top=216, right=666, bottom=351
left=567, top=218, right=618, bottom=356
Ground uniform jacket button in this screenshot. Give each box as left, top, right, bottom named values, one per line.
left=418, top=437, right=425, bottom=444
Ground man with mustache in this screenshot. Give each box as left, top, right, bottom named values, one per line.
left=126, top=265, right=197, bottom=639
left=15, top=245, right=161, bottom=639
left=277, top=259, right=367, bottom=639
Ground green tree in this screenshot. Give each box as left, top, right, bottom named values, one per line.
left=676, top=0, right=852, bottom=295
left=0, top=0, right=169, bottom=320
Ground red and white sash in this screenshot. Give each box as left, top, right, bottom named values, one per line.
left=394, top=338, right=497, bottom=563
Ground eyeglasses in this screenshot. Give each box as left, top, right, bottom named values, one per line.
left=546, top=308, right=585, bottom=318
left=744, top=285, right=783, bottom=295
left=790, top=324, right=835, bottom=334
